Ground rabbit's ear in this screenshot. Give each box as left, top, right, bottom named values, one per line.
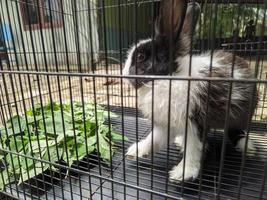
left=155, top=0, right=187, bottom=42
left=181, top=2, right=201, bottom=36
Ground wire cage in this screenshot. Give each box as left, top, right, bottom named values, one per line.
left=0, top=0, right=266, bottom=199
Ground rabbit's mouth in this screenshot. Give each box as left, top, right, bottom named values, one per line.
left=127, top=78, right=152, bottom=89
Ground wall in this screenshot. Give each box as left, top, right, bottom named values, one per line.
left=0, top=0, right=99, bottom=71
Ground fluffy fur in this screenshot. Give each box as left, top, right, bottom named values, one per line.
left=123, top=1, right=258, bottom=182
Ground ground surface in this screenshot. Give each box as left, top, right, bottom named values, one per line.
left=2, top=107, right=267, bottom=200
left=0, top=57, right=267, bottom=199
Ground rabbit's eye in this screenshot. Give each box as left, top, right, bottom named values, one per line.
left=136, top=52, right=146, bottom=63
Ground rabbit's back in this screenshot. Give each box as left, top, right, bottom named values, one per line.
left=191, top=51, right=257, bottom=131
left=138, top=51, right=257, bottom=132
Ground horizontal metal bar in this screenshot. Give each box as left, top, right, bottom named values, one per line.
left=0, top=190, right=20, bottom=200
left=0, top=148, right=183, bottom=200
left=0, top=70, right=266, bottom=83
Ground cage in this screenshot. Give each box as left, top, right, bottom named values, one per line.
left=0, top=0, right=266, bottom=199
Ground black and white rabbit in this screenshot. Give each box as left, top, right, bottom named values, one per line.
left=123, top=0, right=258, bottom=181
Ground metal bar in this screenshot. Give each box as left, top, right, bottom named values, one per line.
left=236, top=2, right=267, bottom=199
left=0, top=147, right=183, bottom=200
left=134, top=0, right=140, bottom=199
left=1, top=70, right=267, bottom=83
left=71, top=1, right=83, bottom=198
left=117, top=0, right=127, bottom=199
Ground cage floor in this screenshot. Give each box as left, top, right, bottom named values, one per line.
left=2, top=107, right=267, bottom=200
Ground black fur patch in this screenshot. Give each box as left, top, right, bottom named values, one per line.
left=127, top=37, right=182, bottom=87
left=190, top=54, right=258, bottom=138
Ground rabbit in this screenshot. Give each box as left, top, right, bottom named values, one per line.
left=123, top=0, right=258, bottom=182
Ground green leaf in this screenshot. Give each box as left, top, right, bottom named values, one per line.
left=20, top=155, right=35, bottom=170
left=8, top=137, right=28, bottom=152
left=5, top=154, right=21, bottom=171
left=27, top=115, right=43, bottom=124
left=73, top=135, right=97, bottom=160
left=65, top=130, right=76, bottom=137
left=97, top=134, right=113, bottom=164
left=19, top=164, right=49, bottom=185
left=6, top=116, right=26, bottom=134
left=30, top=139, right=55, bottom=152
left=76, top=143, right=95, bottom=160
left=62, top=148, right=71, bottom=163
left=43, top=145, right=62, bottom=162
left=87, top=135, right=97, bottom=147
left=0, top=170, right=9, bottom=190
left=39, top=115, right=73, bottom=135
left=0, top=101, right=122, bottom=186
left=111, top=132, right=128, bottom=141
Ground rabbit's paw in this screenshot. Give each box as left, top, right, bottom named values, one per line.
left=174, top=136, right=183, bottom=152
left=126, top=142, right=150, bottom=159
left=169, top=160, right=200, bottom=182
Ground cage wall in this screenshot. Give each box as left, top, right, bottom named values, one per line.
left=0, top=0, right=266, bottom=200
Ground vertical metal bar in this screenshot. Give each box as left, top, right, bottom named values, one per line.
left=197, top=2, right=215, bottom=199
left=58, top=0, right=76, bottom=197
left=118, top=0, right=127, bottom=199
left=80, top=77, right=93, bottom=198
left=134, top=0, right=140, bottom=198
left=166, top=0, right=176, bottom=196
left=38, top=0, right=65, bottom=195
left=259, top=158, right=267, bottom=199
left=90, top=2, right=103, bottom=199
left=87, top=0, right=95, bottom=74
left=71, top=0, right=83, bottom=198
left=200, top=2, right=219, bottom=197
left=197, top=0, right=218, bottom=193
left=0, top=1, right=29, bottom=198
left=1, top=1, right=40, bottom=198
left=10, top=1, right=44, bottom=197
left=85, top=0, right=95, bottom=198
left=180, top=82, right=191, bottom=197
left=0, top=98, right=16, bottom=197
left=150, top=0, right=155, bottom=198
left=35, top=0, right=63, bottom=198
left=236, top=3, right=267, bottom=199
left=165, top=79, right=172, bottom=197
left=255, top=53, right=264, bottom=119
left=260, top=73, right=267, bottom=121
left=27, top=0, right=60, bottom=198
left=181, top=3, right=199, bottom=196
left=100, top=1, right=114, bottom=199
left=217, top=0, right=242, bottom=198
left=0, top=75, right=20, bottom=198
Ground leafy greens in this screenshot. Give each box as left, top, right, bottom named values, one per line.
left=0, top=102, right=126, bottom=190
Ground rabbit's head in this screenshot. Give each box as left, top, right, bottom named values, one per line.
left=123, top=1, right=200, bottom=87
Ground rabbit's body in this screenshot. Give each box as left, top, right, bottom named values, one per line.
left=123, top=1, right=258, bottom=182
left=138, top=51, right=256, bottom=131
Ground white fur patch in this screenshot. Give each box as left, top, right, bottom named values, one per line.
left=169, top=159, right=200, bottom=181
left=126, top=126, right=167, bottom=158
left=169, top=120, right=202, bottom=181
left=236, top=137, right=256, bottom=156
left=177, top=53, right=217, bottom=77
left=174, top=135, right=184, bottom=151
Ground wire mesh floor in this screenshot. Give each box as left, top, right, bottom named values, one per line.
left=2, top=107, right=267, bottom=200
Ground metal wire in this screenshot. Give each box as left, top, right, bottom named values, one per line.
left=0, top=0, right=266, bottom=199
